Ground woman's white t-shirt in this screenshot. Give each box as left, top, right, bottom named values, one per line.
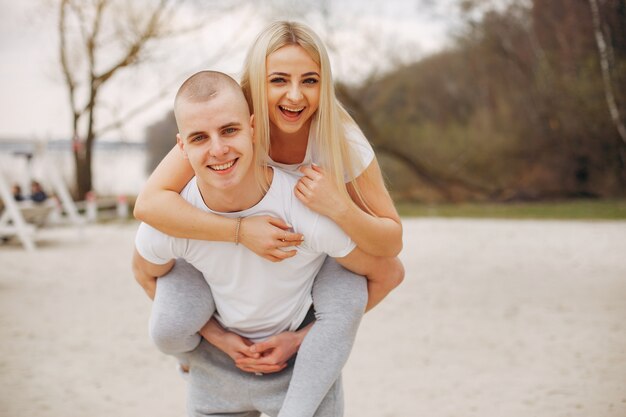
left=268, top=118, right=375, bottom=182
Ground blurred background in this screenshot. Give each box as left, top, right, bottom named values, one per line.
left=1, top=2, right=626, bottom=416
left=0, top=0, right=625, bottom=217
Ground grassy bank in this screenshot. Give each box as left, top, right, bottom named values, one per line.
left=397, top=199, right=626, bottom=220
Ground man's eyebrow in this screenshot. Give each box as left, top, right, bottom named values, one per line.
left=220, top=122, right=242, bottom=130
left=185, top=130, right=205, bottom=140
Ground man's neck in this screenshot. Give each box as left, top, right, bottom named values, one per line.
left=196, top=167, right=273, bottom=213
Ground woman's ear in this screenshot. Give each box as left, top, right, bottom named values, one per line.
left=249, top=114, right=255, bottom=142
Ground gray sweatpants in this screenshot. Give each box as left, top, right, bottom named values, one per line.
left=187, top=339, right=343, bottom=417
left=149, top=256, right=368, bottom=417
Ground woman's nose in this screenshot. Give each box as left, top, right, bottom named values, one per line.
left=287, top=83, right=303, bottom=101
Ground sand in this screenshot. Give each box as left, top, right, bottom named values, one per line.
left=1, top=219, right=625, bottom=417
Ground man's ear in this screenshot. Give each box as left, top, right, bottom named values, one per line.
left=176, top=133, right=188, bottom=159
left=249, top=114, right=255, bottom=143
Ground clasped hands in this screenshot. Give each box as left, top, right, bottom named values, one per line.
left=201, top=318, right=310, bottom=375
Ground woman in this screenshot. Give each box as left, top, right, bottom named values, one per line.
left=135, top=21, right=403, bottom=417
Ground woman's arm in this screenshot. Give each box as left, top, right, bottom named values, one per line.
left=296, top=158, right=403, bottom=257
left=134, top=145, right=304, bottom=262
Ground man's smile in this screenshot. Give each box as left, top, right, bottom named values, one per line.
left=208, top=158, right=238, bottom=172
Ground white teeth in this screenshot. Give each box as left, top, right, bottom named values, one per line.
left=280, top=105, right=304, bottom=112
left=209, top=160, right=235, bottom=171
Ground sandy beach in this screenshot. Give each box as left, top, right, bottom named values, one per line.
left=1, top=218, right=625, bottom=417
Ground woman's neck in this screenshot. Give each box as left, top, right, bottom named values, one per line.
left=269, top=121, right=311, bottom=165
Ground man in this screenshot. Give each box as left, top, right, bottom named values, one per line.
left=133, top=71, right=402, bottom=416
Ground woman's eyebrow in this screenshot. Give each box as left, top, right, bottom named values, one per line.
left=267, top=71, right=320, bottom=77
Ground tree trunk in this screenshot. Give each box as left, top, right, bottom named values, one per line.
left=73, top=138, right=93, bottom=200
left=589, top=0, right=626, bottom=141
left=588, top=0, right=626, bottom=189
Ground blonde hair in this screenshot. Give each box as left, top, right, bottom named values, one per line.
left=241, top=21, right=371, bottom=210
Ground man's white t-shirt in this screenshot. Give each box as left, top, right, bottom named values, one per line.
left=135, top=168, right=356, bottom=342
left=268, top=117, right=375, bottom=182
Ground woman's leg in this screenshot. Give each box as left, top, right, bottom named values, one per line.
left=277, top=257, right=368, bottom=417
left=149, top=258, right=216, bottom=355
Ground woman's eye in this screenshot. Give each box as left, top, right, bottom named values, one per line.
left=270, top=77, right=286, bottom=84
left=303, top=78, right=319, bottom=85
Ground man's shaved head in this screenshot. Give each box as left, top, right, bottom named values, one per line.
left=174, top=71, right=249, bottom=128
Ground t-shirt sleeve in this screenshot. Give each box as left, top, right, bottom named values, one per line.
left=306, top=214, right=356, bottom=258
left=134, top=222, right=185, bottom=265
left=344, top=123, right=375, bottom=182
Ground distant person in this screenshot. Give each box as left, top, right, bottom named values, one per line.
left=30, top=181, right=48, bottom=203
left=132, top=70, right=403, bottom=416
left=12, top=184, right=24, bottom=202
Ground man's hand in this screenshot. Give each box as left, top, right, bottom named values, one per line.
left=200, top=319, right=261, bottom=363
left=235, top=324, right=312, bottom=374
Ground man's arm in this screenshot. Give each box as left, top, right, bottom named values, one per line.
left=132, top=248, right=175, bottom=300
left=334, top=249, right=404, bottom=311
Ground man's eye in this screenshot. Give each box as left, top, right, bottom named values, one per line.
left=191, top=135, right=206, bottom=142
left=223, top=128, right=237, bottom=135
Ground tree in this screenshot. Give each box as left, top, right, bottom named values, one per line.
left=57, top=0, right=241, bottom=198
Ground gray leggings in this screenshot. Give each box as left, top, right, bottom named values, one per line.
left=149, top=256, right=368, bottom=417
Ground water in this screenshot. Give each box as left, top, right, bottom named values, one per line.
left=0, top=141, right=148, bottom=197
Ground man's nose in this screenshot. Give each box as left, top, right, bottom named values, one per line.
left=208, top=138, right=229, bottom=157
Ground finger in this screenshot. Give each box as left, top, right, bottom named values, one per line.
left=238, top=364, right=286, bottom=374
left=278, top=231, right=304, bottom=243
left=265, top=254, right=283, bottom=263
left=250, top=340, right=277, bottom=354
left=272, top=248, right=297, bottom=259
left=311, top=163, right=323, bottom=173
left=237, top=356, right=287, bottom=368
left=297, top=166, right=321, bottom=182
left=276, top=238, right=302, bottom=248
left=267, top=217, right=292, bottom=231
left=271, top=249, right=298, bottom=262
left=298, top=165, right=315, bottom=176
left=237, top=349, right=261, bottom=359
left=294, top=187, right=307, bottom=203
left=295, top=182, right=311, bottom=198
left=298, top=176, right=316, bottom=188
left=236, top=356, right=286, bottom=368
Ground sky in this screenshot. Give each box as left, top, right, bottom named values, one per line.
left=0, top=0, right=456, bottom=143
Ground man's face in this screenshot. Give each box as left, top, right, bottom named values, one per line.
left=176, top=90, right=255, bottom=192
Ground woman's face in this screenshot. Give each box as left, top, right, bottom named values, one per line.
left=266, top=44, right=321, bottom=137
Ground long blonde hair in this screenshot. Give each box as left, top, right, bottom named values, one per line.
left=240, top=21, right=371, bottom=210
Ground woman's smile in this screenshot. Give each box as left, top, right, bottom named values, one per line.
left=266, top=44, right=321, bottom=135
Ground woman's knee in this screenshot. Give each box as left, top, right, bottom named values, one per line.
left=313, top=262, right=368, bottom=322
left=148, top=259, right=214, bottom=354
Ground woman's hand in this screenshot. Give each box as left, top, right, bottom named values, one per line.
left=295, top=165, right=348, bottom=219
left=239, top=216, right=304, bottom=262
